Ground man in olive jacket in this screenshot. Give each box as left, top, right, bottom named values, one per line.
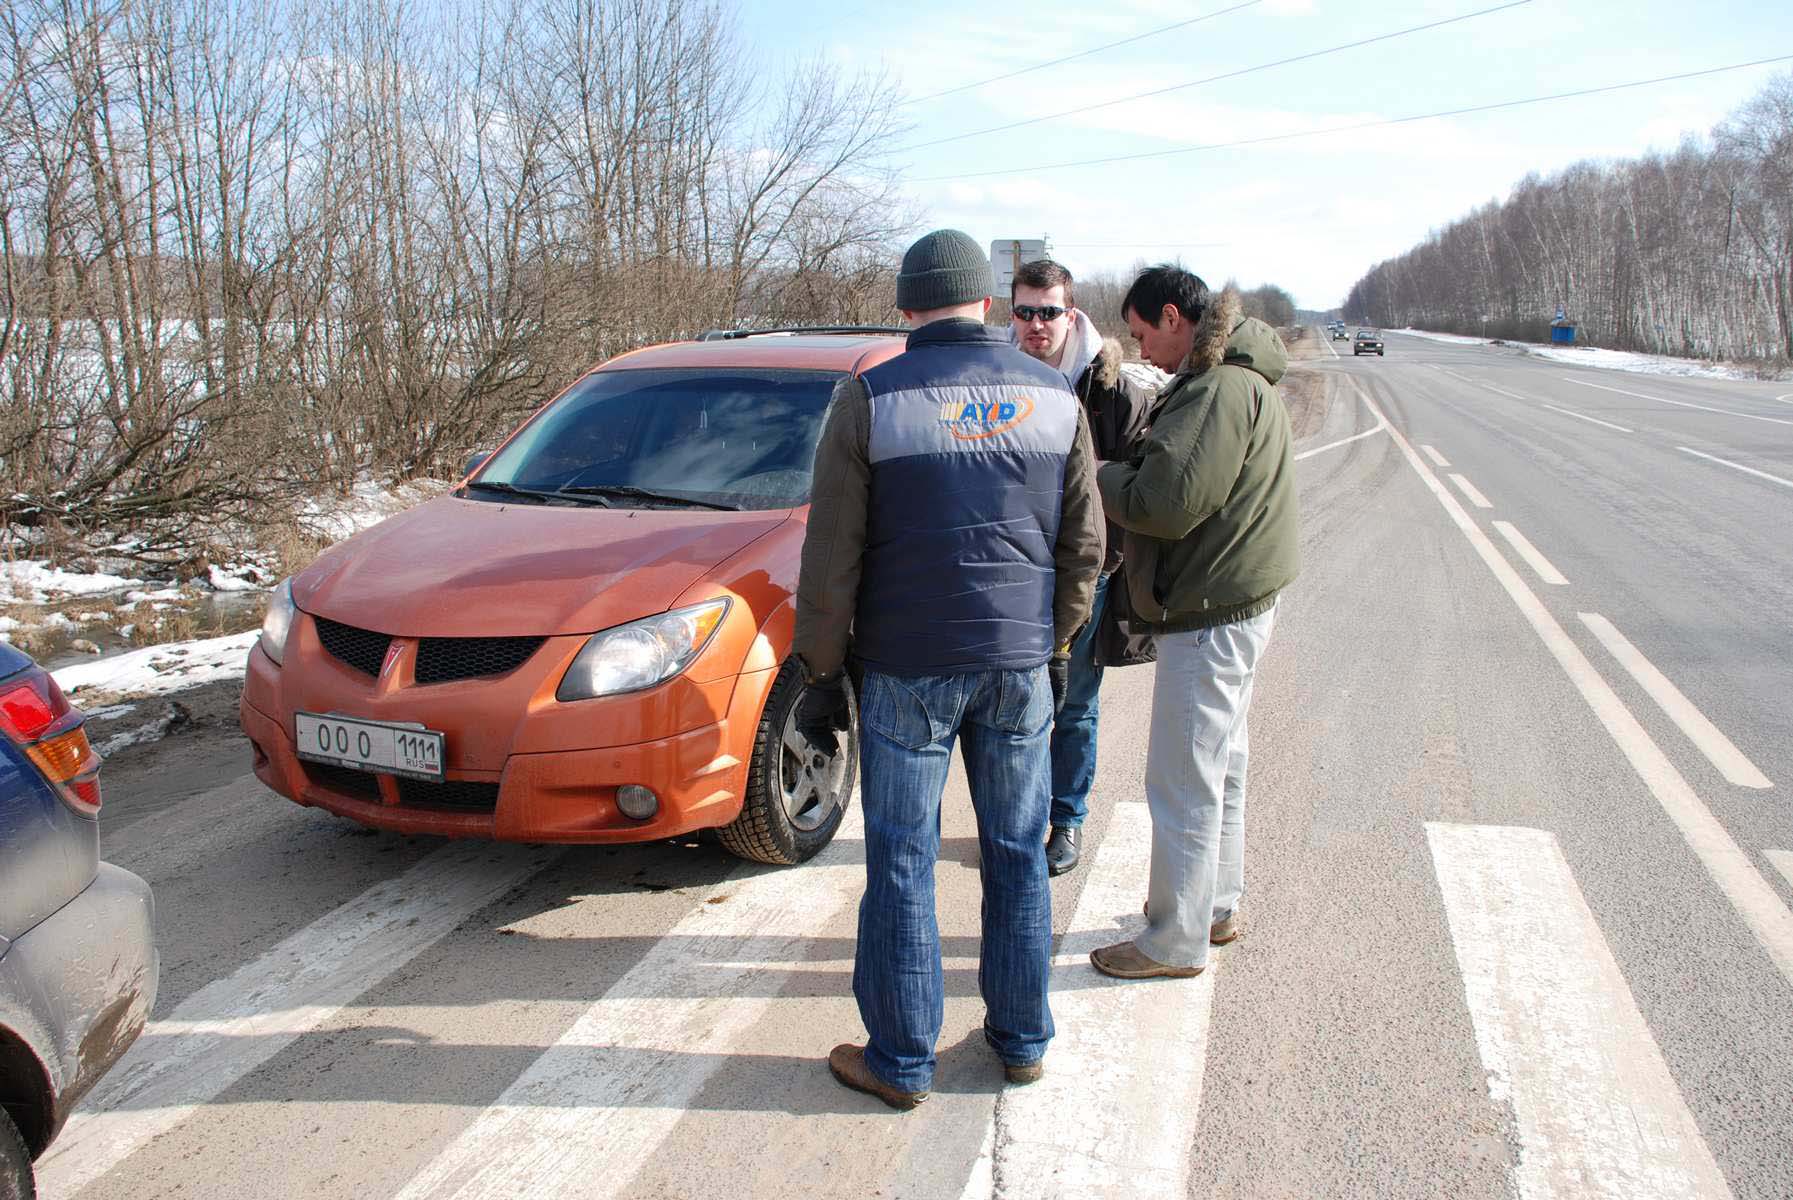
left=1088, top=265, right=1298, bottom=980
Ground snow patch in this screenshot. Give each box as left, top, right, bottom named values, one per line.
left=207, top=563, right=261, bottom=592
left=0, top=561, right=143, bottom=604
left=1393, top=328, right=1754, bottom=380
left=51, top=630, right=259, bottom=699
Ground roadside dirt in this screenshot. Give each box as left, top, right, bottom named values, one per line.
left=90, top=679, right=251, bottom=833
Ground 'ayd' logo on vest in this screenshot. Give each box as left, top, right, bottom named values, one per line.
left=938, top=395, right=1035, bottom=440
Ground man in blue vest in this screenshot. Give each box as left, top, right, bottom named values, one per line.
left=795, top=228, right=1105, bottom=1109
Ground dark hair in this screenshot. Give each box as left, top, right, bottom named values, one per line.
left=1011, top=258, right=1074, bottom=306
left=1121, top=264, right=1209, bottom=326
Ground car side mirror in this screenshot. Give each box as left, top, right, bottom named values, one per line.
left=463, top=450, right=491, bottom=477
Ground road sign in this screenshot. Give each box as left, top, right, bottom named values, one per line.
left=990, top=239, right=1047, bottom=292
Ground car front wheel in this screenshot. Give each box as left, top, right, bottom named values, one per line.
left=0, top=1108, right=33, bottom=1200
left=717, top=661, right=856, bottom=865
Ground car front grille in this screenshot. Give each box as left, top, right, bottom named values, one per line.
left=397, top=777, right=500, bottom=811
left=305, top=762, right=384, bottom=800
left=414, top=636, right=546, bottom=685
left=314, top=617, right=392, bottom=677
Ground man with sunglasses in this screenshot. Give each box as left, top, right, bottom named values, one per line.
left=1009, top=259, right=1157, bottom=877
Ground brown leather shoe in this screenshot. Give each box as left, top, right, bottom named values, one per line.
left=1142, top=902, right=1242, bottom=945
left=827, top=1044, right=928, bottom=1111
left=1004, top=1060, right=1044, bottom=1085
left=1090, top=940, right=1204, bottom=979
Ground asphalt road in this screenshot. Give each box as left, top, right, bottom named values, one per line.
left=34, top=333, right=1793, bottom=1199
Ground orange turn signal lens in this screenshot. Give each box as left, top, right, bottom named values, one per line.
left=25, top=725, right=103, bottom=815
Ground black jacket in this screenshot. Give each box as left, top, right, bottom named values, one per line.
left=1074, top=337, right=1158, bottom=667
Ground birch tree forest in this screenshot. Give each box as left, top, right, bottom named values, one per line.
left=0, top=0, right=909, bottom=546
left=1344, top=72, right=1793, bottom=367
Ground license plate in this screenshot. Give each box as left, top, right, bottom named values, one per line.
left=295, top=712, right=445, bottom=780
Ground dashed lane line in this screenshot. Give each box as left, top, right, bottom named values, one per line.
left=1428, top=823, right=1734, bottom=1200
left=35, top=840, right=562, bottom=1199
left=1540, top=403, right=1633, bottom=433
left=1562, top=377, right=1793, bottom=427
left=1448, top=473, right=1494, bottom=509
left=1359, top=389, right=1793, bottom=991
left=387, top=810, right=865, bottom=1200
left=962, top=800, right=1214, bottom=1200
left=1492, top=522, right=1568, bottom=586
left=1676, top=446, right=1793, bottom=492
left=1422, top=444, right=1451, bottom=467
left=1579, top=613, right=1772, bottom=790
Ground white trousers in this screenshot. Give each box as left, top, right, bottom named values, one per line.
left=1136, top=603, right=1277, bottom=968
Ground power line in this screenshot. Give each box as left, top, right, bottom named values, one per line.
left=895, top=0, right=1532, bottom=153
left=901, top=1, right=1262, bottom=107
left=911, top=55, right=1793, bottom=182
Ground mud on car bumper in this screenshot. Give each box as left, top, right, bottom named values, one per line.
left=239, top=661, right=775, bottom=844
left=0, top=863, right=157, bottom=1151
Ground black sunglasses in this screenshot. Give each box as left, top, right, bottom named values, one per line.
left=1012, top=304, right=1068, bottom=322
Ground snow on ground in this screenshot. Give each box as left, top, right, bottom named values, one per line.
left=296, top=478, right=448, bottom=543
left=0, top=560, right=143, bottom=604
left=1394, top=328, right=1755, bottom=380
left=51, top=629, right=259, bottom=700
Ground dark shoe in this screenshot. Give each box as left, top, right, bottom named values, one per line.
left=828, top=1044, right=927, bottom=1111
left=1004, top=1059, right=1044, bottom=1085
left=1090, top=940, right=1204, bottom=979
left=1045, top=826, right=1081, bottom=876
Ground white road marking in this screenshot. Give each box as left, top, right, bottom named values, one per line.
left=1427, top=823, right=1735, bottom=1200
left=1359, top=389, right=1793, bottom=990
left=35, top=840, right=561, bottom=1198
left=1768, top=849, right=1793, bottom=892
left=1422, top=444, right=1451, bottom=467
left=1491, top=522, right=1568, bottom=586
left=1448, top=473, right=1494, bottom=509
left=389, top=811, right=865, bottom=1200
left=1477, top=380, right=1534, bottom=402
left=1578, top=613, right=1772, bottom=790
left=1319, top=327, right=1340, bottom=358
left=1294, top=422, right=1388, bottom=461
left=963, top=801, right=1213, bottom=1200
left=1676, top=446, right=1793, bottom=492
left=1435, top=366, right=1475, bottom=383
left=1773, top=393, right=1792, bottom=405
left=1562, top=377, right=1793, bottom=427
left=1541, top=403, right=1633, bottom=433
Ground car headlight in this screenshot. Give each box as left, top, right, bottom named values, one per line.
left=259, top=578, right=296, bottom=665
left=557, top=598, right=730, bottom=701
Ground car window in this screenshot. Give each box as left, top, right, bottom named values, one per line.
left=476, top=367, right=842, bottom=510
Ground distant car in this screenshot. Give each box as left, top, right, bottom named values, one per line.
left=1331, top=326, right=1349, bottom=340
left=1, top=643, right=158, bottom=1196
left=1353, top=330, right=1385, bottom=356
left=240, top=327, right=912, bottom=865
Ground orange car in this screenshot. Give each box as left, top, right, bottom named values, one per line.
left=239, top=328, right=907, bottom=863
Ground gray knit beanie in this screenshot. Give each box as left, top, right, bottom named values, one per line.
left=895, top=229, right=993, bottom=311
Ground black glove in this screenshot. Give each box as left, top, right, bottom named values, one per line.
left=1048, top=652, right=1071, bottom=715
left=795, top=674, right=850, bottom=750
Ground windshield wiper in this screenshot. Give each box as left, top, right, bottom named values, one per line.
left=461, top=480, right=553, bottom=503
left=556, top=484, right=740, bottom=511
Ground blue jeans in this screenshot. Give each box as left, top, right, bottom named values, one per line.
left=1049, top=572, right=1109, bottom=829
left=853, top=666, right=1055, bottom=1093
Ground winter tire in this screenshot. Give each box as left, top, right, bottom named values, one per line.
left=717, top=661, right=856, bottom=865
left=0, top=1108, right=33, bottom=1200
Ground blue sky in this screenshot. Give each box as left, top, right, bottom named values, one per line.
left=740, top=0, right=1793, bottom=310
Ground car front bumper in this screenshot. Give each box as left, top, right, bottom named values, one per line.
left=240, top=642, right=775, bottom=843
left=0, top=863, right=157, bottom=1149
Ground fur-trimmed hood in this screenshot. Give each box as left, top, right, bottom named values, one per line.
left=1177, top=286, right=1287, bottom=385
left=1088, top=335, right=1124, bottom=391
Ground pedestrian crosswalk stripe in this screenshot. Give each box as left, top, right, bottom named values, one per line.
left=961, top=801, right=1216, bottom=1200
left=1427, top=822, right=1732, bottom=1200
left=35, top=840, right=560, bottom=1199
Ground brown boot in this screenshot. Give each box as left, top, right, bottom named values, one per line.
left=827, top=1044, right=928, bottom=1111
left=1004, top=1060, right=1044, bottom=1085
left=1090, top=940, right=1204, bottom=979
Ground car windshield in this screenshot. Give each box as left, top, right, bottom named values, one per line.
left=472, top=366, right=842, bottom=511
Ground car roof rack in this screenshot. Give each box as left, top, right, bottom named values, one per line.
left=696, top=325, right=910, bottom=341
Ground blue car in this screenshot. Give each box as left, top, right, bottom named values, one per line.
left=1, top=641, right=157, bottom=1198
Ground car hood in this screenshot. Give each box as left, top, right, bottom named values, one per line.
left=293, top=495, right=791, bottom=637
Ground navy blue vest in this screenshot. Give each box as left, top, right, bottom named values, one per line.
left=855, top=319, right=1079, bottom=676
